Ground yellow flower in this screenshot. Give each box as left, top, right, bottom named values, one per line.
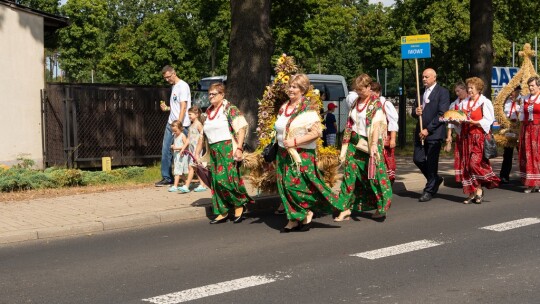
left=277, top=72, right=285, bottom=79
left=278, top=56, right=286, bottom=64
left=281, top=75, right=290, bottom=83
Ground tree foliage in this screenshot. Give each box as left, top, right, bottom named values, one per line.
left=15, top=0, right=60, bottom=14
left=42, top=0, right=534, bottom=92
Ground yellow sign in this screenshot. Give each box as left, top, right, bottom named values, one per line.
left=102, top=157, right=112, bottom=171
left=401, top=34, right=430, bottom=45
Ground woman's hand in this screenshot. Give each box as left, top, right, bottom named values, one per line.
left=443, top=141, right=452, bottom=153
left=234, top=148, right=243, bottom=161
left=283, top=138, right=295, bottom=149
left=389, top=139, right=396, bottom=148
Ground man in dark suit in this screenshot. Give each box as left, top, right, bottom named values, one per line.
left=412, top=68, right=450, bottom=202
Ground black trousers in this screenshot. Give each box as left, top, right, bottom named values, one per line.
left=413, top=140, right=442, bottom=194
left=500, top=146, right=517, bottom=179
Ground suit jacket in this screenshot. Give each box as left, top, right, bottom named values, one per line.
left=411, top=83, right=450, bottom=141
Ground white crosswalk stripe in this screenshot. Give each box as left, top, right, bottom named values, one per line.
left=142, top=274, right=283, bottom=304
left=350, top=239, right=444, bottom=260
left=480, top=217, right=540, bottom=232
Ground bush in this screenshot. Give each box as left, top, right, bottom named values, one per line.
left=0, top=168, right=50, bottom=191
left=0, top=165, right=147, bottom=192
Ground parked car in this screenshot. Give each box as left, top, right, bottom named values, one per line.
left=198, top=75, right=227, bottom=90
left=192, top=76, right=227, bottom=111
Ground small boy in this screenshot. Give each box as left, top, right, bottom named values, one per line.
left=325, top=103, right=338, bottom=146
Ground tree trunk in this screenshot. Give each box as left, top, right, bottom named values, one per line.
left=469, top=0, right=494, bottom=99
left=227, top=0, right=273, bottom=150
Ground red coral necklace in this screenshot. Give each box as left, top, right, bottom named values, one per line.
left=356, top=95, right=370, bottom=112
left=467, top=94, right=480, bottom=111
left=207, top=102, right=223, bottom=120
left=284, top=100, right=299, bottom=117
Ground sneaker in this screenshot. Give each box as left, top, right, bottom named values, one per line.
left=178, top=185, right=191, bottom=193
left=168, top=186, right=180, bottom=192
left=155, top=179, right=172, bottom=187
left=193, top=185, right=207, bottom=192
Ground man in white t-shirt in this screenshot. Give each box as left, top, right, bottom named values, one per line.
left=155, top=65, right=192, bottom=187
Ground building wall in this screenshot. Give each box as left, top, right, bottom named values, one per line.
left=0, top=5, right=45, bottom=168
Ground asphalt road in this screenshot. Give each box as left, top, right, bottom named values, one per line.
left=1, top=182, right=539, bottom=304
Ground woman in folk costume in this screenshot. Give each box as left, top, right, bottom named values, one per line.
left=195, top=83, right=253, bottom=224
left=518, top=76, right=540, bottom=193
left=444, top=81, right=469, bottom=183
left=458, top=77, right=500, bottom=204
left=371, top=81, right=398, bottom=184
left=275, top=74, right=344, bottom=233
left=334, top=74, right=392, bottom=222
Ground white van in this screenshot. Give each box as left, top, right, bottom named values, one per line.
left=307, top=74, right=349, bottom=131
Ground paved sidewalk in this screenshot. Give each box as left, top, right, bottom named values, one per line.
left=0, top=157, right=504, bottom=245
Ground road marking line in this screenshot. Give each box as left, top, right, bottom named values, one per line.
left=142, top=275, right=278, bottom=304
left=480, top=218, right=540, bottom=232
left=350, top=239, right=444, bottom=260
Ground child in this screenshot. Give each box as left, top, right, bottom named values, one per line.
left=169, top=120, right=189, bottom=192
left=325, top=103, right=337, bottom=146
left=178, top=106, right=207, bottom=193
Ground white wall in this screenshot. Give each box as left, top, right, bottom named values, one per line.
left=0, top=5, right=45, bottom=168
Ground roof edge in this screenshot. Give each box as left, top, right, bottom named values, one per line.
left=0, top=0, right=69, bottom=30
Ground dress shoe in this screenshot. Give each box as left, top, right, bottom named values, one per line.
left=334, top=209, right=351, bottom=222
left=209, top=216, right=228, bottom=224
left=524, top=186, right=538, bottom=193
left=280, top=222, right=300, bottom=233
left=418, top=192, right=433, bottom=202
left=232, top=206, right=246, bottom=223
left=463, top=195, right=475, bottom=204
left=298, top=221, right=311, bottom=232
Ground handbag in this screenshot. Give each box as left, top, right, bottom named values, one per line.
left=355, top=137, right=369, bottom=153
left=262, top=139, right=278, bottom=163
left=183, top=151, right=212, bottom=189
left=483, top=132, right=498, bottom=159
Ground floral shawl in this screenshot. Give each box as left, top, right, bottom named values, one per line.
left=205, top=99, right=248, bottom=152
left=340, top=95, right=387, bottom=160
left=282, top=96, right=322, bottom=164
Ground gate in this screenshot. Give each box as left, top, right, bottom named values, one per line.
left=42, top=83, right=170, bottom=168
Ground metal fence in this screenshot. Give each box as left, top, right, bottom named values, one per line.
left=42, top=83, right=170, bottom=168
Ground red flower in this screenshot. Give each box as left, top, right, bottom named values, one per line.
left=300, top=202, right=309, bottom=208
left=301, top=152, right=308, bottom=158
left=347, top=185, right=353, bottom=193
left=217, top=165, right=224, bottom=173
